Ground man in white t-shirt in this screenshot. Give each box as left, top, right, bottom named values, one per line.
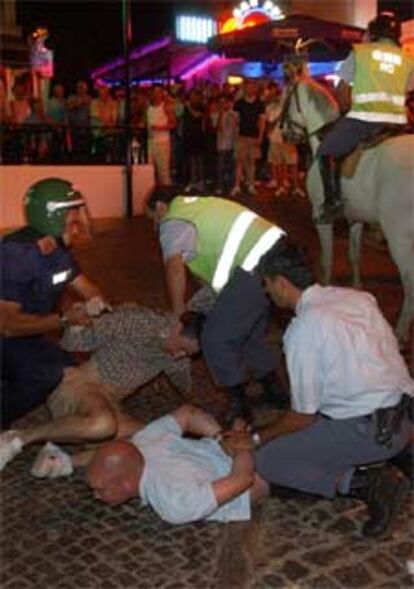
left=254, top=239, right=413, bottom=538
left=86, top=404, right=269, bottom=525
left=146, top=85, right=176, bottom=186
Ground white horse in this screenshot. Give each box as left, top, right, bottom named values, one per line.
left=282, top=76, right=414, bottom=342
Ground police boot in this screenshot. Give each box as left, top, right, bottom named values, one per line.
left=225, top=384, right=252, bottom=425
left=256, top=372, right=290, bottom=410
left=349, top=463, right=409, bottom=538
left=318, top=155, right=343, bottom=222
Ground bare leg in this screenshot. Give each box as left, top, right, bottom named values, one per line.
left=18, top=392, right=118, bottom=447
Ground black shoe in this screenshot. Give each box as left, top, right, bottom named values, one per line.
left=353, top=464, right=409, bottom=538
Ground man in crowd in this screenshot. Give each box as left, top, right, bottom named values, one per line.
left=232, top=80, right=265, bottom=196
left=318, top=12, right=414, bottom=221
left=146, top=85, right=176, bottom=186
left=252, top=237, right=413, bottom=537
left=86, top=403, right=269, bottom=524
left=0, top=178, right=108, bottom=427
left=147, top=188, right=289, bottom=420
left=0, top=297, right=212, bottom=475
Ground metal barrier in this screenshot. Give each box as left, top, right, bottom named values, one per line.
left=0, top=123, right=147, bottom=165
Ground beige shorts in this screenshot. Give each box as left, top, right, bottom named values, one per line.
left=47, top=360, right=126, bottom=419
left=268, top=142, right=298, bottom=165
left=235, top=136, right=261, bottom=162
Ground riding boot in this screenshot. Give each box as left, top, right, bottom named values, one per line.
left=225, top=383, right=252, bottom=425
left=318, top=155, right=343, bottom=222
left=348, top=463, right=409, bottom=538
left=256, top=372, right=290, bottom=410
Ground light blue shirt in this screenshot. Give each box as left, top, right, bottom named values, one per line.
left=132, top=415, right=251, bottom=524
left=284, top=285, right=414, bottom=419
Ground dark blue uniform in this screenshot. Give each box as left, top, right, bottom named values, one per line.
left=1, top=233, right=80, bottom=426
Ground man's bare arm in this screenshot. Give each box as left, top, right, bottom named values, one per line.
left=172, top=404, right=222, bottom=439
left=0, top=299, right=90, bottom=337
left=69, top=273, right=104, bottom=300
left=212, top=449, right=254, bottom=506
left=335, top=80, right=352, bottom=114
left=165, top=254, right=187, bottom=316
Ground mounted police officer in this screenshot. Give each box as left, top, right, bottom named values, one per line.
left=0, top=178, right=109, bottom=426
left=318, top=11, right=414, bottom=221
left=147, top=188, right=294, bottom=420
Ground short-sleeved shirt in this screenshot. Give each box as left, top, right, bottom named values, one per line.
left=284, top=285, right=414, bottom=419
left=133, top=415, right=251, bottom=524
left=0, top=238, right=79, bottom=315
left=159, top=220, right=197, bottom=263
left=234, top=97, right=265, bottom=138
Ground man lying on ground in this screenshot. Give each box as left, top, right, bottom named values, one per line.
left=0, top=288, right=215, bottom=474
left=86, top=403, right=269, bottom=524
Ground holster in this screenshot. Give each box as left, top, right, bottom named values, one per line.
left=375, top=394, right=412, bottom=447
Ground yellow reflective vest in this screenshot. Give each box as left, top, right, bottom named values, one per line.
left=163, top=196, right=285, bottom=292
left=349, top=41, right=414, bottom=124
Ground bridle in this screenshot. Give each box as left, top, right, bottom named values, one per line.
left=279, top=81, right=309, bottom=145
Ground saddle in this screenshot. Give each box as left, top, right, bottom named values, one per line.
left=341, top=125, right=408, bottom=179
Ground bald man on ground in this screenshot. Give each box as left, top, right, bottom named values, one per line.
left=86, top=404, right=269, bottom=525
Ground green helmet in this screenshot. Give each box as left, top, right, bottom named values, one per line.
left=24, top=178, right=85, bottom=237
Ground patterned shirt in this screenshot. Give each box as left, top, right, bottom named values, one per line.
left=60, top=287, right=217, bottom=393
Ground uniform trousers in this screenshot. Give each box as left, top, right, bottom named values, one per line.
left=255, top=412, right=411, bottom=498
left=200, top=267, right=276, bottom=388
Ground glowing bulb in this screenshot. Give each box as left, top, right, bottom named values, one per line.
left=233, top=7, right=241, bottom=19
left=241, top=1, right=250, bottom=13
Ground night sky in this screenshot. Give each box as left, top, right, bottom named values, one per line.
left=16, top=0, right=414, bottom=89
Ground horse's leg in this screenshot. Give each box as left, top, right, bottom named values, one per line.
left=348, top=221, right=363, bottom=288
left=316, top=223, right=333, bottom=284
left=383, top=230, right=414, bottom=343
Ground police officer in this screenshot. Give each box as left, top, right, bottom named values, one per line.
left=0, top=178, right=108, bottom=426
left=254, top=240, right=413, bottom=537
left=148, top=188, right=290, bottom=420
left=318, top=11, right=414, bottom=221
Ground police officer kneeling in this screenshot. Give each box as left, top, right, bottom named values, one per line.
left=253, top=239, right=413, bottom=538
left=1, top=178, right=109, bottom=427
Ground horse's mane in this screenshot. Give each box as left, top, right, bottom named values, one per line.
left=302, top=76, right=339, bottom=120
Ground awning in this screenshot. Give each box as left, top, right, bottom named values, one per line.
left=208, top=14, right=364, bottom=63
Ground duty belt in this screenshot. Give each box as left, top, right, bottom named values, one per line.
left=374, top=394, right=412, bottom=447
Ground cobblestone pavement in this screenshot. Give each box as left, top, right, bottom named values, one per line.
left=1, top=189, right=413, bottom=589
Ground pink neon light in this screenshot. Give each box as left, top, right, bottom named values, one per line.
left=181, top=54, right=220, bottom=80
left=91, top=36, right=171, bottom=79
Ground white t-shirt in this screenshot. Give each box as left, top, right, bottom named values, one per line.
left=284, top=285, right=414, bottom=419
left=132, top=415, right=251, bottom=525
left=147, top=103, right=170, bottom=143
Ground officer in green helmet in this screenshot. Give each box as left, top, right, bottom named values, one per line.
left=0, top=178, right=109, bottom=426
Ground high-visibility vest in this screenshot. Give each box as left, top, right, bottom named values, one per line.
left=348, top=41, right=414, bottom=124
left=163, top=196, right=285, bottom=292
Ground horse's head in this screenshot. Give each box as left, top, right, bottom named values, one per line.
left=280, top=77, right=340, bottom=146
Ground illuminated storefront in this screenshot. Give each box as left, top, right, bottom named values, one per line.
left=91, top=1, right=368, bottom=87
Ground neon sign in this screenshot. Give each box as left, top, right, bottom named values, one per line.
left=221, top=0, right=284, bottom=34
left=233, top=0, right=284, bottom=26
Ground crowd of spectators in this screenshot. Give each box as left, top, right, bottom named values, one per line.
left=0, top=74, right=311, bottom=195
